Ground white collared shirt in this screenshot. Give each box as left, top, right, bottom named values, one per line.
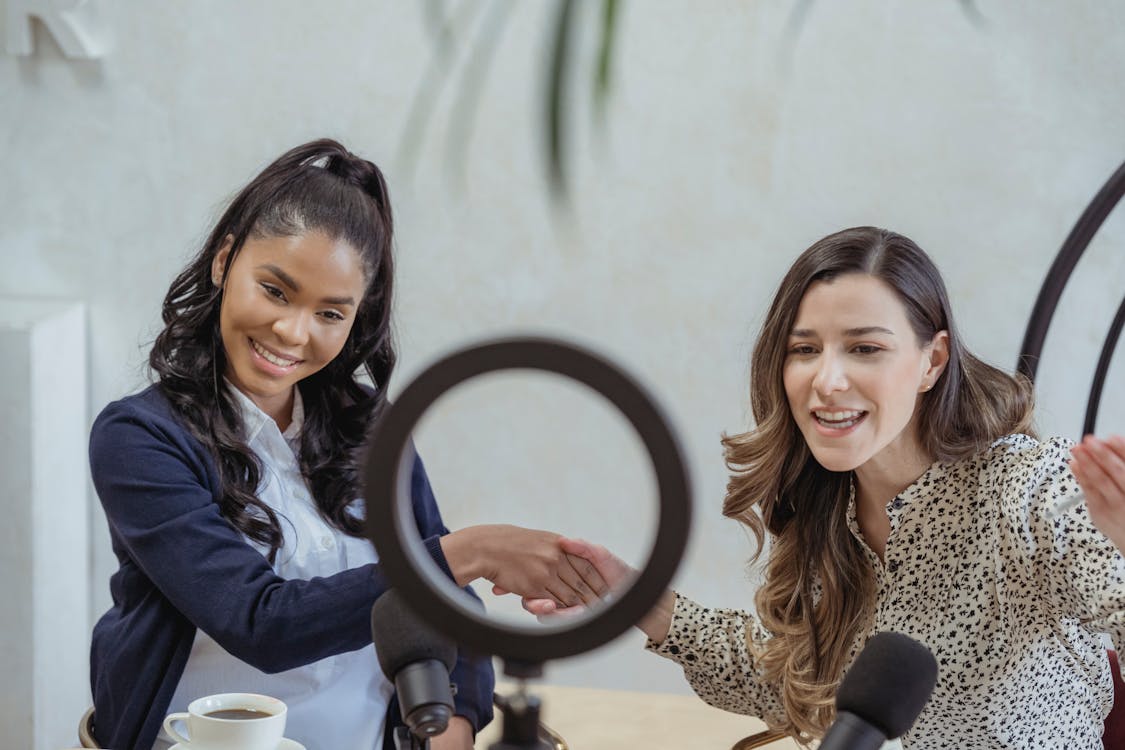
left=158, top=385, right=392, bottom=750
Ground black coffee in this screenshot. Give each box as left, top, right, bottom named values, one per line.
left=204, top=708, right=273, bottom=721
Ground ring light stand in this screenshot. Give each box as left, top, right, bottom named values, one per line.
left=364, top=337, right=692, bottom=749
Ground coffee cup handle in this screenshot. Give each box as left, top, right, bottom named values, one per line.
left=163, top=712, right=192, bottom=746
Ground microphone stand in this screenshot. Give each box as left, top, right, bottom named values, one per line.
left=392, top=726, right=431, bottom=750
left=489, top=659, right=552, bottom=750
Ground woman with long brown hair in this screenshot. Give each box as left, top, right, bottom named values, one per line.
left=529, top=226, right=1125, bottom=748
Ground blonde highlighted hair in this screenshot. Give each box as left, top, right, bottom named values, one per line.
left=723, top=227, right=1035, bottom=740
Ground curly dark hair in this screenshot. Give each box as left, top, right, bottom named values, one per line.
left=149, top=139, right=396, bottom=560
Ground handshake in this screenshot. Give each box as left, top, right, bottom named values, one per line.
left=438, top=527, right=635, bottom=619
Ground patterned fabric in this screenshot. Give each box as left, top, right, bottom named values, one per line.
left=648, top=434, right=1125, bottom=749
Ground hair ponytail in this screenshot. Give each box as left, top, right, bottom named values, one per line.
left=324, top=150, right=392, bottom=215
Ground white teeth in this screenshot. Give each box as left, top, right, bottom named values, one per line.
left=251, top=340, right=299, bottom=368
left=814, top=410, right=865, bottom=429
left=814, top=410, right=863, bottom=422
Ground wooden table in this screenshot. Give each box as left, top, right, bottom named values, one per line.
left=477, top=683, right=800, bottom=749
left=61, top=686, right=802, bottom=749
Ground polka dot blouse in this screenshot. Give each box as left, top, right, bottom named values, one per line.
left=647, top=434, right=1125, bottom=749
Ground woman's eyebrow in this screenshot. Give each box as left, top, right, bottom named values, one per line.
left=258, top=264, right=355, bottom=306
left=321, top=294, right=356, bottom=306
left=258, top=264, right=300, bottom=291
left=844, top=326, right=895, bottom=336
left=789, top=326, right=895, bottom=337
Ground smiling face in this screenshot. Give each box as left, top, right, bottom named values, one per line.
left=212, top=230, right=368, bottom=427
left=782, top=273, right=948, bottom=474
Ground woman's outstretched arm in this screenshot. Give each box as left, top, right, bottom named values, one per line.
left=1071, top=434, right=1125, bottom=554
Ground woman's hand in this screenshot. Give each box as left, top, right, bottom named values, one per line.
left=513, top=538, right=677, bottom=644
left=439, top=525, right=608, bottom=608
left=512, top=537, right=636, bottom=615
left=1071, top=435, right=1125, bottom=553
left=429, top=716, right=473, bottom=750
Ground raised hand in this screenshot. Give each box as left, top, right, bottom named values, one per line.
left=1071, top=435, right=1125, bottom=554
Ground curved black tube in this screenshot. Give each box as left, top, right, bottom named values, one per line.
left=1084, top=294, right=1125, bottom=436
left=1017, top=160, right=1125, bottom=382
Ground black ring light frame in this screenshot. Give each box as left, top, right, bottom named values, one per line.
left=1017, top=159, right=1125, bottom=435
left=363, top=337, right=691, bottom=666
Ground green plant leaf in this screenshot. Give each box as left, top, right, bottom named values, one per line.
left=445, top=0, right=517, bottom=189
left=593, top=0, right=619, bottom=120
left=546, top=0, right=576, bottom=201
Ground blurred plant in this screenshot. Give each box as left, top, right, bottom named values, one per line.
left=399, top=0, right=983, bottom=204
left=398, top=0, right=617, bottom=204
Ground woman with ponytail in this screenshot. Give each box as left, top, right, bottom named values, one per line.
left=89, top=139, right=604, bottom=750
left=531, top=227, right=1125, bottom=748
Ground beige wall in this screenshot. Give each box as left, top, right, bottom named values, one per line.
left=2, top=0, right=1123, bottom=703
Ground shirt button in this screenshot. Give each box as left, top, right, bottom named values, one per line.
left=887, top=559, right=901, bottom=574
left=320, top=535, right=335, bottom=550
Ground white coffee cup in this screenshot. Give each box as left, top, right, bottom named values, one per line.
left=162, top=692, right=287, bottom=750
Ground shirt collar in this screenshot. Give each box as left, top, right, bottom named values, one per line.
left=225, top=381, right=305, bottom=444
left=846, top=459, right=947, bottom=535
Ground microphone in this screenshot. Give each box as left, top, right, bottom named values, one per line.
left=819, top=631, right=938, bottom=750
left=372, top=589, right=457, bottom=743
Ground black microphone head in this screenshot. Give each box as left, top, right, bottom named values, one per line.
left=371, top=589, right=457, bottom=678
left=836, top=631, right=938, bottom=738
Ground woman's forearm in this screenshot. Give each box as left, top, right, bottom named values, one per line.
left=439, top=526, right=486, bottom=586
left=638, top=589, right=676, bottom=644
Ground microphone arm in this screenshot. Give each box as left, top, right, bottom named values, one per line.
left=392, top=725, right=427, bottom=750
left=818, top=711, right=888, bottom=750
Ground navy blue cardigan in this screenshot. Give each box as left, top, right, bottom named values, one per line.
left=88, top=385, right=493, bottom=750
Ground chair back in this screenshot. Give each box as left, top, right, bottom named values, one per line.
left=78, top=706, right=98, bottom=748
left=1104, top=650, right=1125, bottom=749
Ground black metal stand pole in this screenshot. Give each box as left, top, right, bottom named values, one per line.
left=393, top=725, right=430, bottom=750
left=489, top=687, right=551, bottom=750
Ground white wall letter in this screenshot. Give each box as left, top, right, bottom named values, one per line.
left=6, top=0, right=106, bottom=58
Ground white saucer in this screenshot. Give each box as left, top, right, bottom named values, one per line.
left=169, top=740, right=305, bottom=750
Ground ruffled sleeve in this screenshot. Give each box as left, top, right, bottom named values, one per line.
left=991, top=435, right=1125, bottom=644
left=644, top=592, right=786, bottom=725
